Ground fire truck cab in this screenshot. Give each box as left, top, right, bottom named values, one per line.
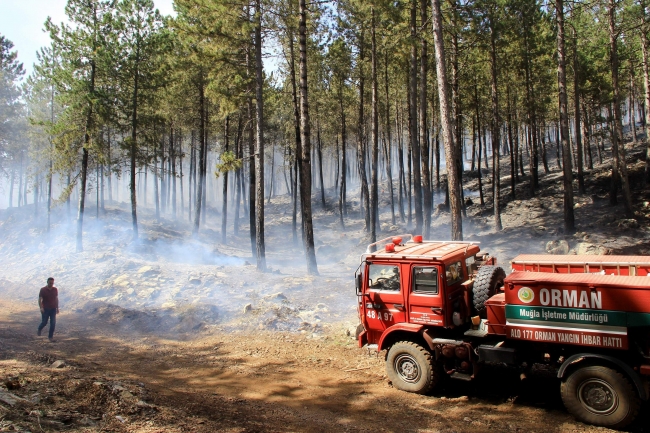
left=356, top=235, right=498, bottom=351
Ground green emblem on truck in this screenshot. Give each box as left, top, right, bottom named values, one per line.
left=518, top=287, right=534, bottom=303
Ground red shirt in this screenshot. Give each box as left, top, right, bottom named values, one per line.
left=39, top=286, right=58, bottom=309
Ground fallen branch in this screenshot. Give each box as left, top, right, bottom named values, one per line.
left=343, top=366, right=371, bottom=372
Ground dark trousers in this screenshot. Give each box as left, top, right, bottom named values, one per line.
left=38, top=308, right=56, bottom=338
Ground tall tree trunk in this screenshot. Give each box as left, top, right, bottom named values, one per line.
left=420, top=0, right=432, bottom=238
left=193, top=77, right=206, bottom=235
left=201, top=122, right=207, bottom=225
left=609, top=0, right=633, bottom=217
left=47, top=84, right=54, bottom=233
left=77, top=147, right=89, bottom=252
left=188, top=131, right=194, bottom=222
left=248, top=96, right=256, bottom=256
left=396, top=105, right=406, bottom=222
left=370, top=6, right=379, bottom=244
left=523, top=26, right=538, bottom=194
left=573, top=29, right=585, bottom=194
left=160, top=136, right=166, bottom=214
left=640, top=6, right=650, bottom=183
left=298, top=0, right=318, bottom=274
left=630, top=59, right=638, bottom=145
left=34, top=175, right=39, bottom=217
left=557, top=0, right=575, bottom=233
left=222, top=116, right=229, bottom=244
left=317, top=119, right=325, bottom=207
left=384, top=51, right=396, bottom=225
left=172, top=130, right=177, bottom=217
left=410, top=0, right=423, bottom=234
left=9, top=169, right=14, bottom=208
left=357, top=31, right=370, bottom=232
left=582, top=98, right=593, bottom=169
left=179, top=135, right=184, bottom=218
left=475, top=85, right=485, bottom=206
left=130, top=45, right=140, bottom=240
left=489, top=14, right=502, bottom=231
left=18, top=156, right=23, bottom=207
left=107, top=129, right=112, bottom=202
left=506, top=86, right=515, bottom=199
left=339, top=91, right=347, bottom=227
left=268, top=142, right=275, bottom=202
left=288, top=28, right=301, bottom=244
left=254, top=0, right=266, bottom=270
left=431, top=0, right=462, bottom=240
left=154, top=134, right=160, bottom=222
left=77, top=53, right=96, bottom=252
left=234, top=115, right=242, bottom=236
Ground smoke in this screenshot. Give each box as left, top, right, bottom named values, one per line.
left=0, top=182, right=362, bottom=339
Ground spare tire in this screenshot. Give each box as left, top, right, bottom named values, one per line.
left=473, top=265, right=506, bottom=317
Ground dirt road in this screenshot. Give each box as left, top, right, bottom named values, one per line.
left=2, top=299, right=640, bottom=433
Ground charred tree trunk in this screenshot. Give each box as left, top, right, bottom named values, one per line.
left=222, top=115, right=229, bottom=244
left=609, top=0, right=633, bottom=217
left=506, top=86, right=515, bottom=199
left=288, top=27, right=301, bottom=244
left=298, top=0, right=318, bottom=274
left=384, top=51, right=396, bottom=225
left=420, top=0, right=432, bottom=238
left=475, top=84, right=485, bottom=206
left=641, top=4, right=650, bottom=183
left=557, top=0, right=575, bottom=233
left=396, top=104, right=406, bottom=222
left=370, top=6, right=379, bottom=244
left=358, top=30, right=370, bottom=232
left=431, top=0, right=462, bottom=240
left=254, top=0, right=266, bottom=270
left=154, top=134, right=160, bottom=222
left=317, top=119, right=325, bottom=207
left=410, top=0, right=423, bottom=234
left=77, top=58, right=96, bottom=252
left=489, top=14, right=502, bottom=231
left=573, top=29, right=585, bottom=194
left=47, top=85, right=54, bottom=232
left=234, top=115, right=243, bottom=236
left=339, top=90, right=347, bottom=227
left=192, top=77, right=206, bottom=236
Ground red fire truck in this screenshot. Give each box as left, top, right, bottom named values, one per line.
left=355, top=235, right=650, bottom=429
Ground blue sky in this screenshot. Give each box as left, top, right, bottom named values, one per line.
left=0, top=0, right=176, bottom=79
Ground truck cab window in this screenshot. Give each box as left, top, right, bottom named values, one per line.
left=413, top=267, right=438, bottom=294
left=368, top=264, right=400, bottom=291
left=446, top=261, right=464, bottom=285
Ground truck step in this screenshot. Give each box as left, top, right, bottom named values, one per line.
left=464, top=319, right=488, bottom=338
left=365, top=344, right=378, bottom=355
left=450, top=372, right=472, bottom=381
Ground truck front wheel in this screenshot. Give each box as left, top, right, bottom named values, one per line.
left=386, top=342, right=438, bottom=394
left=561, top=365, right=640, bottom=429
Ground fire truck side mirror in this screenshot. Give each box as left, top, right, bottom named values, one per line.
left=355, top=274, right=362, bottom=295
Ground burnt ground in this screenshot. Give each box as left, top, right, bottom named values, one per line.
left=4, top=299, right=647, bottom=433
left=2, top=137, right=650, bottom=432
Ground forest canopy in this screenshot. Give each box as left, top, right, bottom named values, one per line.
left=1, top=0, right=648, bottom=274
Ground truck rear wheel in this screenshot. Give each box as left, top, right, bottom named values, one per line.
left=560, top=365, right=640, bottom=429
left=473, top=265, right=505, bottom=317
left=386, top=341, right=438, bottom=394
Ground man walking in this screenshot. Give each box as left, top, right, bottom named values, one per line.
left=38, top=277, right=59, bottom=342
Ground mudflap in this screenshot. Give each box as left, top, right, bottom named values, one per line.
left=356, top=323, right=367, bottom=348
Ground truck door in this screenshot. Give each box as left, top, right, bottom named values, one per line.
left=365, top=263, right=406, bottom=332
left=407, top=265, right=445, bottom=326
